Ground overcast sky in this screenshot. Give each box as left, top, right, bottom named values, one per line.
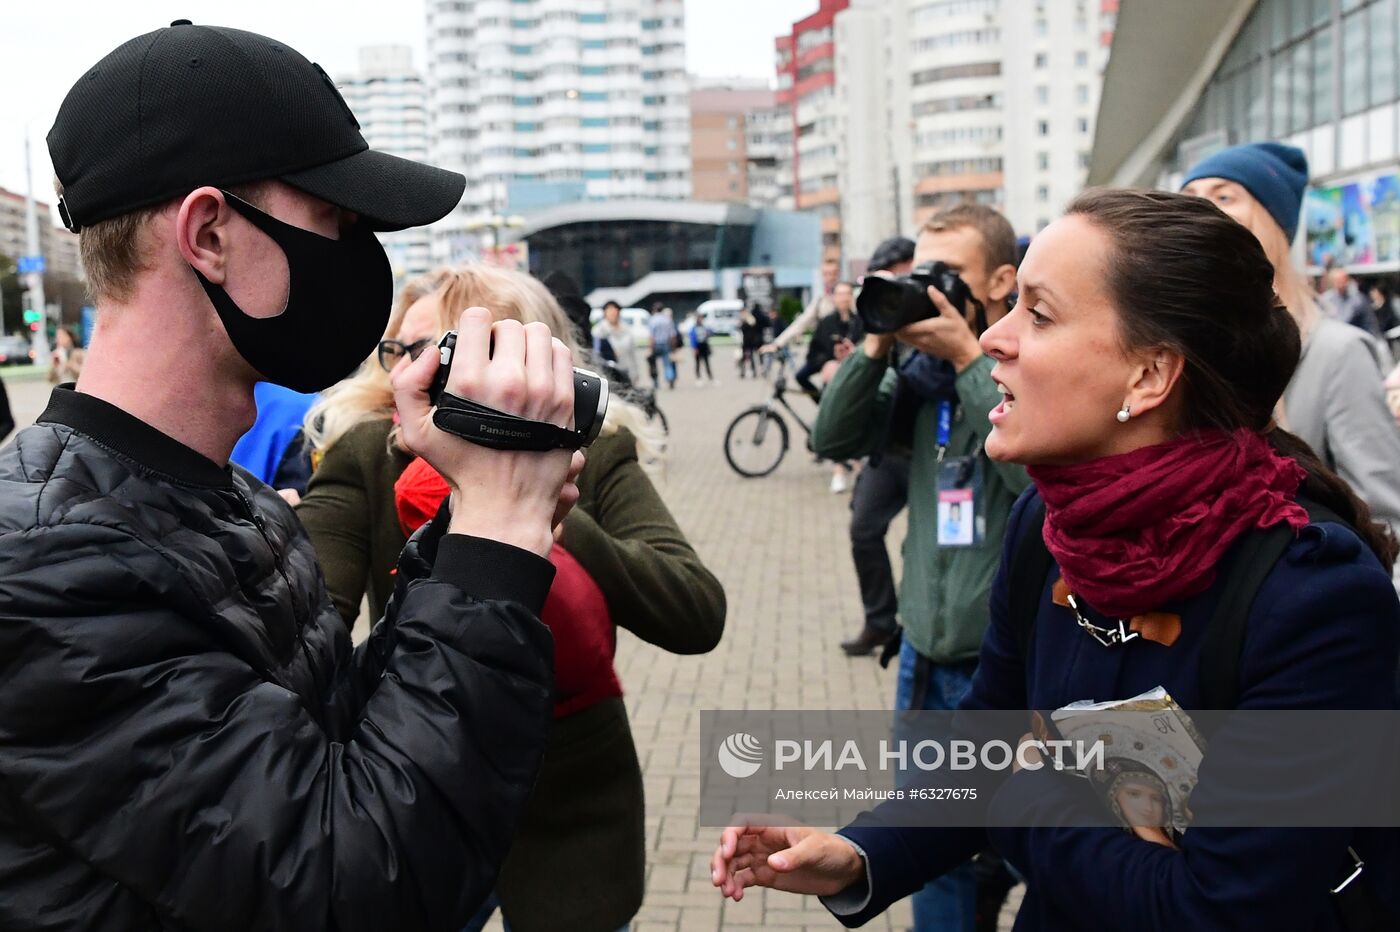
left=0, top=0, right=815, bottom=221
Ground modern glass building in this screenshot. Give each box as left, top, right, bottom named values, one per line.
left=516, top=201, right=822, bottom=314
left=1091, top=0, right=1400, bottom=272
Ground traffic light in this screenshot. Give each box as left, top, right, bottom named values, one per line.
left=21, top=308, right=40, bottom=324
left=27, top=322, right=38, bottom=332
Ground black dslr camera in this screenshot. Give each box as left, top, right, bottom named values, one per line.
left=855, top=261, right=975, bottom=334
left=427, top=331, right=609, bottom=451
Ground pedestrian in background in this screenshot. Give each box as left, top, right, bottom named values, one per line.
left=647, top=301, right=678, bottom=389
left=1183, top=142, right=1400, bottom=582
left=1320, top=266, right=1384, bottom=337
left=691, top=311, right=716, bottom=384
left=46, top=325, right=84, bottom=383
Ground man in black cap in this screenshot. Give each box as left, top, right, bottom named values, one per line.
left=0, top=22, right=578, bottom=931
left=836, top=237, right=914, bottom=656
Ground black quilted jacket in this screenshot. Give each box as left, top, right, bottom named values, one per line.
left=0, top=388, right=556, bottom=931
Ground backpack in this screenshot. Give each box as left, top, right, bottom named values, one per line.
left=1006, top=495, right=1396, bottom=930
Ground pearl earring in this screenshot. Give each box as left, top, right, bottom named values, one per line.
left=1116, top=404, right=1131, bottom=424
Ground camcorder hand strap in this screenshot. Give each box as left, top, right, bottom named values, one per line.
left=433, top=391, right=585, bottom=451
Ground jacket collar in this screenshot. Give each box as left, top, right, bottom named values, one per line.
left=38, top=386, right=234, bottom=488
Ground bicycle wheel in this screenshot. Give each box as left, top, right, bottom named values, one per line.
left=724, top=407, right=789, bottom=477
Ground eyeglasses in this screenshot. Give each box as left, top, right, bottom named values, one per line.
left=377, top=338, right=434, bottom=372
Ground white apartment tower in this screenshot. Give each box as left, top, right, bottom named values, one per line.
left=427, top=0, right=691, bottom=259
left=337, top=46, right=433, bottom=281
left=824, top=0, right=1112, bottom=257
left=1000, top=0, right=1112, bottom=235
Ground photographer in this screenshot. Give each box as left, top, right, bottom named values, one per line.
left=838, top=236, right=914, bottom=658
left=810, top=205, right=1027, bottom=931
left=0, top=22, right=573, bottom=931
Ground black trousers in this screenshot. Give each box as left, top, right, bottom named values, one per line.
left=849, top=451, right=911, bottom=636
left=795, top=356, right=824, bottom=399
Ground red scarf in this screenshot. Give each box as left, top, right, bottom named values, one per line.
left=1026, top=429, right=1309, bottom=619
left=393, top=457, right=623, bottom=718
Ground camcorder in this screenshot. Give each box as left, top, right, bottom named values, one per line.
left=427, top=330, right=609, bottom=451
left=855, top=261, right=985, bottom=334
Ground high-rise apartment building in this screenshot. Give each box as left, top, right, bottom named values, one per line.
left=689, top=81, right=773, bottom=204
left=744, top=99, right=789, bottom=208
left=426, top=0, right=690, bottom=260
left=0, top=189, right=81, bottom=282
left=835, top=0, right=898, bottom=272
left=337, top=45, right=433, bottom=281
left=777, top=0, right=851, bottom=262
left=771, top=0, right=1111, bottom=263
left=1001, top=0, right=1114, bottom=234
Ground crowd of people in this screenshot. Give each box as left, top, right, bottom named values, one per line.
left=2, top=16, right=1399, bottom=932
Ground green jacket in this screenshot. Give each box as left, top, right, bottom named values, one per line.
left=298, top=419, right=726, bottom=931
left=812, top=352, right=1029, bottom=663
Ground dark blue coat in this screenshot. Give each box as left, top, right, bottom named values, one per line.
left=834, top=488, right=1400, bottom=931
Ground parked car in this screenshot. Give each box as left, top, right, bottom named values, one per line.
left=588, top=306, right=652, bottom=347
left=695, top=299, right=744, bottom=337
left=0, top=334, right=35, bottom=367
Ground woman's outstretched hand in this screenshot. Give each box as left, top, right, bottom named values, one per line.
left=711, top=820, right=866, bottom=902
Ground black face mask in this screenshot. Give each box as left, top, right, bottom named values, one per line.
left=191, top=191, right=392, bottom=393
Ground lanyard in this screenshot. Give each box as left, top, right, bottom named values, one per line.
left=935, top=400, right=953, bottom=463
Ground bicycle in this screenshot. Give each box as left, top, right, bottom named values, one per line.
left=723, top=351, right=817, bottom=477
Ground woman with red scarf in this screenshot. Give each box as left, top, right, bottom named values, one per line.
left=711, top=189, right=1400, bottom=930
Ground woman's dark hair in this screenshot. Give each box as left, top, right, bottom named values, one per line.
left=1067, top=188, right=1399, bottom=566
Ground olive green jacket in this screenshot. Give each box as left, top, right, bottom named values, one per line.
left=812, top=352, right=1029, bottom=663
left=297, top=419, right=726, bottom=931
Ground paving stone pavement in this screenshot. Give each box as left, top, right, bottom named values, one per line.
left=2, top=368, right=1021, bottom=930
left=579, top=365, right=1022, bottom=932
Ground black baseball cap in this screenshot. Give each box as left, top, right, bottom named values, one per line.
left=868, top=236, right=916, bottom=273
left=48, top=20, right=465, bottom=233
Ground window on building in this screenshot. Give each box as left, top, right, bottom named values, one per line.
left=1288, top=36, right=1311, bottom=133
left=1036, top=185, right=1049, bottom=202
left=1342, top=9, right=1367, bottom=116
left=1370, top=0, right=1397, bottom=109
left=1036, top=152, right=1049, bottom=170
left=727, top=137, right=738, bottom=150
left=1037, top=120, right=1049, bottom=136
left=1034, top=18, right=1047, bottom=36
left=1035, top=52, right=1048, bottom=68
left=1078, top=151, right=1090, bottom=169
left=1076, top=84, right=1089, bottom=104
left=1035, top=85, right=1049, bottom=105
left=1077, top=117, right=1089, bottom=133
left=1075, top=50, right=1088, bottom=68
left=729, top=161, right=739, bottom=174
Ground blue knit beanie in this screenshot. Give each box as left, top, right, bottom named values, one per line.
left=1181, top=142, right=1309, bottom=242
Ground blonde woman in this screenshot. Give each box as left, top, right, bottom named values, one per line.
left=298, top=263, right=725, bottom=932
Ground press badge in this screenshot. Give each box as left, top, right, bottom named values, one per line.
left=937, top=455, right=984, bottom=547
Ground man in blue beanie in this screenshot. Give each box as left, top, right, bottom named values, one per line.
left=1181, top=141, right=1309, bottom=242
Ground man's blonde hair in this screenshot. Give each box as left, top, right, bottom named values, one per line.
left=60, top=180, right=270, bottom=303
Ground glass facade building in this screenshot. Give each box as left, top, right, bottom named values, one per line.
left=527, top=220, right=754, bottom=296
